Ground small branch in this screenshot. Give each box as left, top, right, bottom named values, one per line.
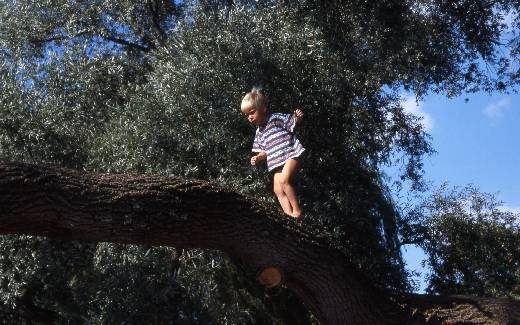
left=148, top=0, right=168, bottom=45
left=16, top=288, right=58, bottom=325
left=101, top=34, right=152, bottom=52
left=29, top=30, right=90, bottom=45
left=29, top=28, right=152, bottom=52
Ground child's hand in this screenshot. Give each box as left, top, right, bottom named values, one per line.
left=294, top=109, right=304, bottom=124
left=250, top=151, right=266, bottom=166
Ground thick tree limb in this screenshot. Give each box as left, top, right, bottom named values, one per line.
left=0, top=162, right=518, bottom=324
left=0, top=162, right=388, bottom=324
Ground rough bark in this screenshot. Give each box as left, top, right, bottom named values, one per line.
left=0, top=162, right=518, bottom=324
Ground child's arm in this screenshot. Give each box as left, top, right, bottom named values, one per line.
left=281, top=109, right=304, bottom=133
left=251, top=151, right=267, bottom=166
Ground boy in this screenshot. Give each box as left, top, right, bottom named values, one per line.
left=241, top=88, right=304, bottom=219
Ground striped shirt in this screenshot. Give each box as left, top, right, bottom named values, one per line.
left=252, top=113, right=305, bottom=171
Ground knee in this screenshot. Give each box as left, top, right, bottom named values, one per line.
left=277, top=175, right=290, bottom=187
left=273, top=182, right=284, bottom=196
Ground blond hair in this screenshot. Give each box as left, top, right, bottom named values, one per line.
left=241, top=87, right=267, bottom=112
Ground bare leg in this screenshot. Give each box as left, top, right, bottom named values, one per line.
left=273, top=171, right=293, bottom=215
left=280, top=159, right=302, bottom=218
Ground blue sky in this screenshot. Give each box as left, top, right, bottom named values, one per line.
left=399, top=90, right=520, bottom=292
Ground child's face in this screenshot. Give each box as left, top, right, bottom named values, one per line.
left=242, top=105, right=267, bottom=125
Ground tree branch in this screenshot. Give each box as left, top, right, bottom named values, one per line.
left=29, top=29, right=152, bottom=52
left=0, top=162, right=396, bottom=324
left=1, top=162, right=518, bottom=324
left=148, top=0, right=168, bottom=44
left=29, top=30, right=90, bottom=45
left=100, top=34, right=152, bottom=52
left=16, top=287, right=58, bottom=325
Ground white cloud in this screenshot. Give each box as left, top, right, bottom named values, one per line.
left=501, top=205, right=520, bottom=214
left=483, top=97, right=511, bottom=119
left=401, top=95, right=434, bottom=131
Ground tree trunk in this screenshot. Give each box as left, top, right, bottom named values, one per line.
left=1, top=162, right=518, bottom=324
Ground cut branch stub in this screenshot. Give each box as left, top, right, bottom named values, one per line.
left=258, top=266, right=284, bottom=288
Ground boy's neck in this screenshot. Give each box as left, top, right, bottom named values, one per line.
left=257, top=111, right=269, bottom=126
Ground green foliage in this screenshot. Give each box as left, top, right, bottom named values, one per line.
left=414, top=184, right=520, bottom=298
left=0, top=236, right=281, bottom=323
left=0, top=0, right=518, bottom=322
